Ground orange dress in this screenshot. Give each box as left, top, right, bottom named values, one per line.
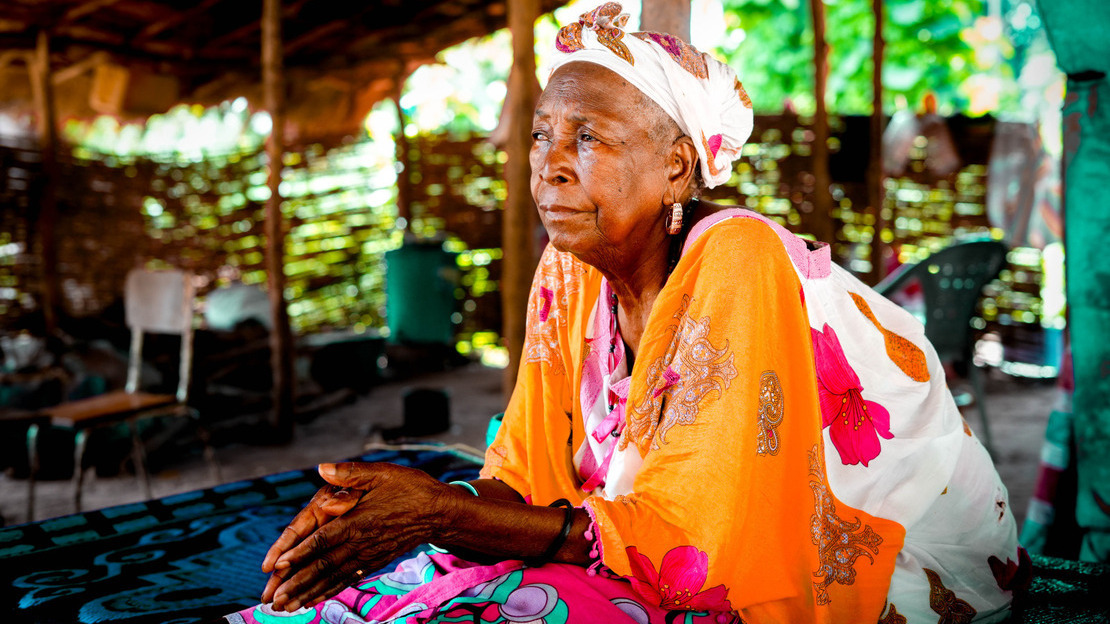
left=483, top=211, right=1021, bottom=623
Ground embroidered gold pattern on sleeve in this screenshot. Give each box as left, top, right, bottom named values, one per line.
left=756, top=370, right=784, bottom=456
left=808, top=445, right=883, bottom=605
left=625, top=296, right=738, bottom=452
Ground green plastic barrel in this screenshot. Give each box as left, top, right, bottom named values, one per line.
left=385, top=242, right=459, bottom=344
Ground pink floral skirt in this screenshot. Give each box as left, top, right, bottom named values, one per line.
left=225, top=551, right=734, bottom=624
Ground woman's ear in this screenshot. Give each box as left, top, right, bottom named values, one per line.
left=668, top=136, right=699, bottom=202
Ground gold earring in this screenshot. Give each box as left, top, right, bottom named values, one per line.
left=666, top=202, right=684, bottom=235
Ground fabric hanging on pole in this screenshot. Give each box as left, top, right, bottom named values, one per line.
left=1061, top=74, right=1110, bottom=561
left=1025, top=0, right=1110, bottom=562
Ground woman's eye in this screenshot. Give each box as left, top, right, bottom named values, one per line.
left=531, top=131, right=545, bottom=141
left=579, top=132, right=596, bottom=142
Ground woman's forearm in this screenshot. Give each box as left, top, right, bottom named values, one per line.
left=434, top=484, right=594, bottom=566
left=466, top=478, right=526, bottom=503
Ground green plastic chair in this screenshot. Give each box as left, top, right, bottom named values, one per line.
left=874, top=239, right=1009, bottom=454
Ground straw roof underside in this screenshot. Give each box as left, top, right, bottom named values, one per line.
left=0, top=0, right=565, bottom=141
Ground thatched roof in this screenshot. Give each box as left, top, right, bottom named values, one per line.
left=0, top=0, right=566, bottom=141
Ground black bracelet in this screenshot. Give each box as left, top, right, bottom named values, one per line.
left=524, top=498, right=575, bottom=567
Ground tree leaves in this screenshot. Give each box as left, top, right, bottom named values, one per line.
left=718, top=0, right=989, bottom=115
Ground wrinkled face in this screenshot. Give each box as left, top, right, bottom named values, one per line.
left=530, top=62, right=677, bottom=269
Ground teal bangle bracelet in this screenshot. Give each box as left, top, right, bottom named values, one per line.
left=428, top=481, right=479, bottom=554
left=449, top=480, right=479, bottom=497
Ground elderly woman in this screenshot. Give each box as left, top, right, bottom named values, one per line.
left=227, top=4, right=1024, bottom=623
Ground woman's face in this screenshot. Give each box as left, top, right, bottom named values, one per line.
left=530, top=62, right=678, bottom=270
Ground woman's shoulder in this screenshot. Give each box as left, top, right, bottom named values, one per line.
left=686, top=202, right=786, bottom=247
left=683, top=201, right=832, bottom=281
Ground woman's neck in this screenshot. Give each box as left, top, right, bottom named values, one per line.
left=604, top=198, right=725, bottom=360
left=600, top=243, right=667, bottom=362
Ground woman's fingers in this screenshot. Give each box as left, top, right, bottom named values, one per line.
left=260, top=560, right=295, bottom=604
left=273, top=512, right=354, bottom=572
left=275, top=556, right=370, bottom=612
left=316, top=487, right=364, bottom=515
left=317, top=462, right=388, bottom=490
left=262, top=490, right=328, bottom=573
left=261, top=485, right=362, bottom=573
left=263, top=526, right=306, bottom=574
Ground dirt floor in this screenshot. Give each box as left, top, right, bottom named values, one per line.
left=1, top=362, right=1056, bottom=533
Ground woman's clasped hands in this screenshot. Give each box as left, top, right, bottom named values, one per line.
left=259, top=462, right=463, bottom=612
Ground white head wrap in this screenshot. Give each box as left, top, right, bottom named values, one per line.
left=548, top=2, right=754, bottom=188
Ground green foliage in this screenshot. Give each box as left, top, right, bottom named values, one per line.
left=718, top=0, right=998, bottom=116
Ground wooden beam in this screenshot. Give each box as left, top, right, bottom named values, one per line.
left=57, top=24, right=126, bottom=46
left=208, top=0, right=311, bottom=51
left=640, top=0, right=690, bottom=41
left=59, top=0, right=126, bottom=26
left=262, top=0, right=295, bottom=441
left=0, top=31, right=240, bottom=67
left=133, top=0, right=225, bottom=44
left=29, top=30, right=61, bottom=335
left=285, top=21, right=346, bottom=57
left=50, top=51, right=109, bottom=84
left=807, top=0, right=835, bottom=246
left=502, top=0, right=540, bottom=398
left=868, top=0, right=886, bottom=283
left=207, top=21, right=263, bottom=51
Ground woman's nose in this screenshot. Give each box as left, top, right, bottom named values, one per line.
left=536, top=142, right=575, bottom=185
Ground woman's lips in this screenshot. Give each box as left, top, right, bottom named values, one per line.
left=538, top=204, right=580, bottom=214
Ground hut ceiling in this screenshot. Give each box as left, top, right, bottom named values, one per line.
left=0, top=0, right=566, bottom=141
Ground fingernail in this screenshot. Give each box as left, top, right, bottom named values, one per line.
left=319, top=463, right=335, bottom=477
left=275, top=559, right=290, bottom=570
left=273, top=592, right=286, bottom=607
left=288, top=599, right=301, bottom=611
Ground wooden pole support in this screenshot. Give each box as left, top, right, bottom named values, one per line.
left=502, top=0, right=541, bottom=399
left=262, top=0, right=295, bottom=440
left=392, top=74, right=413, bottom=233
left=640, top=0, right=691, bottom=41
left=30, top=30, right=61, bottom=335
left=808, top=0, right=835, bottom=246
left=868, top=0, right=887, bottom=283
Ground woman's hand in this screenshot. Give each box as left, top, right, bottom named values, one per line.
left=261, top=462, right=458, bottom=612
left=260, top=474, right=364, bottom=577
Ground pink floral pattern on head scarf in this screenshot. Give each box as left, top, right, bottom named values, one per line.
left=811, top=323, right=894, bottom=467
left=549, top=2, right=753, bottom=188
left=632, top=32, right=708, bottom=79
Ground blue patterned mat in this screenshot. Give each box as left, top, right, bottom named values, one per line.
left=3, top=446, right=1108, bottom=623
left=0, top=447, right=482, bottom=624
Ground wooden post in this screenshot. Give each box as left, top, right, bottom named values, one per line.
left=392, top=80, right=413, bottom=232
left=262, top=0, right=295, bottom=440
left=807, top=0, right=835, bottom=246
left=867, top=0, right=886, bottom=283
left=29, top=31, right=60, bottom=335
left=502, top=0, right=540, bottom=398
left=641, top=0, right=691, bottom=40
